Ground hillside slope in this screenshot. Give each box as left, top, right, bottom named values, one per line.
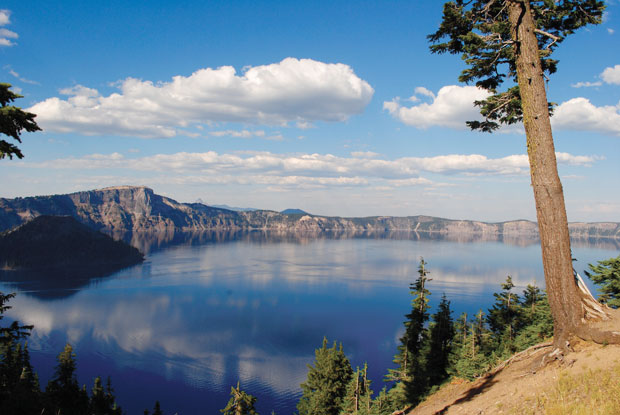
left=409, top=340, right=620, bottom=415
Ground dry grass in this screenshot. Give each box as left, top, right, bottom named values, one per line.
left=514, top=364, right=620, bottom=415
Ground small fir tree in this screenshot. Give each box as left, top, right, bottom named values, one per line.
left=425, top=295, right=455, bottom=388
left=585, top=255, right=620, bottom=308
left=297, top=337, right=353, bottom=415
left=44, top=343, right=89, bottom=415
left=487, top=276, right=522, bottom=354
left=221, top=382, right=258, bottom=415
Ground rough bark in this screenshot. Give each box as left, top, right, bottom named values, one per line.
left=507, top=0, right=618, bottom=348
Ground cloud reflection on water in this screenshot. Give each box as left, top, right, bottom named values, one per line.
left=1, top=233, right=617, bottom=414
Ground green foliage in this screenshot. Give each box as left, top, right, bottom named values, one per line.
left=221, top=382, right=258, bottom=415
left=448, top=280, right=553, bottom=381
left=44, top=343, right=89, bottom=415
left=0, top=292, right=33, bottom=346
left=450, top=309, right=494, bottom=380
left=297, top=337, right=353, bottom=415
left=428, top=1, right=605, bottom=131
left=340, top=363, right=373, bottom=415
left=585, top=255, right=620, bottom=308
left=0, top=83, right=41, bottom=160
left=425, top=295, right=455, bottom=387
left=0, top=292, right=41, bottom=414
left=89, top=376, right=123, bottom=415
left=487, top=276, right=523, bottom=354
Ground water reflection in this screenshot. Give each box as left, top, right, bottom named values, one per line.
left=0, top=234, right=618, bottom=414
left=106, top=228, right=620, bottom=256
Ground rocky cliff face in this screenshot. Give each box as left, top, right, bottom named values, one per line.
left=1, top=186, right=618, bottom=239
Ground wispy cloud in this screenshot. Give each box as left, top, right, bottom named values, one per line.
left=0, top=10, right=17, bottom=47
left=22, top=150, right=596, bottom=192
left=209, top=130, right=266, bottom=138
left=4, top=65, right=39, bottom=85
left=570, top=81, right=602, bottom=88
left=27, top=58, right=374, bottom=138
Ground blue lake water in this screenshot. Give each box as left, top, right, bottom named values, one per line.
left=1, top=232, right=618, bottom=414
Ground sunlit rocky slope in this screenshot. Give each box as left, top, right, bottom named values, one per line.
left=0, top=186, right=618, bottom=239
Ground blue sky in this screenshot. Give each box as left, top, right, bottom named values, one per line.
left=1, top=0, right=619, bottom=222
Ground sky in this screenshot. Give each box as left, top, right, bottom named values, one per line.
left=1, top=0, right=619, bottom=222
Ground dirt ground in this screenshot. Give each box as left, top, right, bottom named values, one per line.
left=407, top=341, right=620, bottom=415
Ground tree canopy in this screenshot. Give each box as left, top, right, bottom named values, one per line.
left=428, top=0, right=604, bottom=132
left=0, top=83, right=41, bottom=160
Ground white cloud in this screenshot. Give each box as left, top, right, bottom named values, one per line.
left=573, top=64, right=620, bottom=88
left=24, top=150, right=595, bottom=189
left=601, top=64, right=620, bottom=85
left=414, top=86, right=436, bottom=100
left=6, top=66, right=39, bottom=85
left=608, top=28, right=615, bottom=35
left=571, top=81, right=602, bottom=88
left=0, top=10, right=10, bottom=26
left=552, top=97, right=620, bottom=136
left=28, top=58, right=374, bottom=138
left=209, top=129, right=266, bottom=138
left=0, top=10, right=17, bottom=47
left=384, top=85, right=490, bottom=129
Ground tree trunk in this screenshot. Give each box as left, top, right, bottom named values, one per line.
left=507, top=0, right=619, bottom=348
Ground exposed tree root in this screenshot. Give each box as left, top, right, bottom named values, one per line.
left=576, top=273, right=613, bottom=322
left=571, top=273, right=620, bottom=345
left=487, top=341, right=553, bottom=376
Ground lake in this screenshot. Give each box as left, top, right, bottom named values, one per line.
left=1, top=231, right=618, bottom=414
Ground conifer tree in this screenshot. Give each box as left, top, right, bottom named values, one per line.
left=514, top=287, right=553, bottom=349
left=341, top=363, right=373, bottom=415
left=0, top=83, right=41, bottom=159
left=585, top=255, right=620, bottom=308
left=89, top=376, right=122, bottom=415
left=487, top=276, right=522, bottom=353
left=221, top=382, right=259, bottom=415
left=297, top=337, right=353, bottom=415
left=402, top=258, right=432, bottom=404
left=44, top=343, right=89, bottom=415
left=0, top=292, right=40, bottom=414
left=152, top=400, right=163, bottom=415
left=425, top=295, right=455, bottom=388
left=429, top=0, right=618, bottom=349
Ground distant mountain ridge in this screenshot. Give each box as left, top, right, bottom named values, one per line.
left=0, top=186, right=618, bottom=239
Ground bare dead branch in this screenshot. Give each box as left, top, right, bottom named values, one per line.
left=534, top=28, right=560, bottom=50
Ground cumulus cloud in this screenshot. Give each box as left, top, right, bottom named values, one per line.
left=572, top=64, right=620, bottom=88
left=552, top=98, right=620, bottom=136
left=601, top=64, right=620, bottom=85
left=0, top=10, right=17, bottom=47
left=28, top=58, right=374, bottom=138
left=24, top=150, right=596, bottom=191
left=384, top=85, right=490, bottom=129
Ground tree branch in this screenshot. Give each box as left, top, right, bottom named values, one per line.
left=534, top=28, right=560, bottom=50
